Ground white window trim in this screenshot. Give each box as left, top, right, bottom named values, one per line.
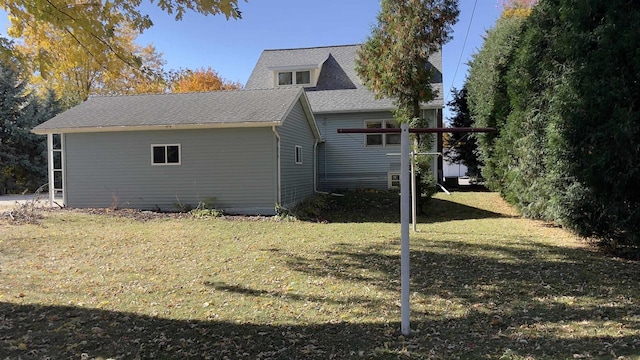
left=364, top=120, right=400, bottom=148
left=151, top=144, right=181, bottom=166
left=48, top=133, right=66, bottom=206
left=295, top=70, right=311, bottom=85
left=388, top=172, right=401, bottom=189
left=295, top=145, right=303, bottom=164
left=276, top=69, right=313, bottom=86
left=364, top=120, right=383, bottom=147
left=277, top=71, right=293, bottom=86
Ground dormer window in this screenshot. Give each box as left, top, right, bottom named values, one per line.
left=278, top=70, right=311, bottom=86
left=296, top=71, right=310, bottom=85
left=278, top=72, right=293, bottom=85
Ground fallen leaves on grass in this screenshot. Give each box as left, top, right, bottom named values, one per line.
left=1, top=192, right=639, bottom=359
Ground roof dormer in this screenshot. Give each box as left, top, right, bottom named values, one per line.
left=269, top=64, right=322, bottom=88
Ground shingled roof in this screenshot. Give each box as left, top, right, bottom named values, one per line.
left=33, top=88, right=315, bottom=134
left=245, top=44, right=443, bottom=113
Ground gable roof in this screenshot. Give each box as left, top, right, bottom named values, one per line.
left=245, top=44, right=443, bottom=113
left=33, top=88, right=320, bottom=140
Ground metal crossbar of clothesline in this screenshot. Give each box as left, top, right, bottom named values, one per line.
left=337, top=127, right=495, bottom=134
left=337, top=125, right=494, bottom=336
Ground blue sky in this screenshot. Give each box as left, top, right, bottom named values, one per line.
left=2, top=1, right=501, bottom=119
left=138, top=0, right=501, bottom=120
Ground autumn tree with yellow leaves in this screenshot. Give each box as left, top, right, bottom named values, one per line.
left=0, top=0, right=243, bottom=71
left=1, top=0, right=245, bottom=106
left=10, top=22, right=166, bottom=107
left=499, top=0, right=538, bottom=18
left=170, top=67, right=241, bottom=93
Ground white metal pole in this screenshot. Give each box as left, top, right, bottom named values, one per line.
left=411, top=151, right=417, bottom=232
left=61, top=134, right=67, bottom=206
left=400, top=123, right=411, bottom=336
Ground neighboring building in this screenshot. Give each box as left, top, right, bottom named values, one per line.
left=33, top=44, right=444, bottom=214
left=444, top=160, right=469, bottom=178
left=32, top=88, right=321, bottom=215
left=245, top=44, right=444, bottom=191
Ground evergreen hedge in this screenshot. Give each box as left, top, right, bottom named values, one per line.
left=467, top=0, right=640, bottom=248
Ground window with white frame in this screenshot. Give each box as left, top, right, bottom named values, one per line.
left=278, top=70, right=311, bottom=86
left=50, top=133, right=64, bottom=198
left=388, top=172, right=401, bottom=189
left=296, top=71, right=310, bottom=85
left=278, top=72, right=293, bottom=85
left=365, top=120, right=401, bottom=147
left=295, top=145, right=303, bottom=164
left=152, top=144, right=181, bottom=165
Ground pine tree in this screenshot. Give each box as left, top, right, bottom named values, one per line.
left=0, top=62, right=60, bottom=194
left=356, top=0, right=459, bottom=121
left=356, top=0, right=459, bottom=198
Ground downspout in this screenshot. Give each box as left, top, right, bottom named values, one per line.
left=313, top=139, right=320, bottom=192
left=323, top=118, right=328, bottom=180
left=437, top=108, right=444, bottom=183
left=272, top=126, right=281, bottom=207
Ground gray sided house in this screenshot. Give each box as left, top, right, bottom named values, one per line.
left=245, top=44, right=444, bottom=191
left=33, top=43, right=444, bottom=214
left=32, top=88, right=321, bottom=215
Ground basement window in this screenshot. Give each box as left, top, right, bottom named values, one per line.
left=388, top=172, right=401, bottom=189
left=152, top=144, right=181, bottom=165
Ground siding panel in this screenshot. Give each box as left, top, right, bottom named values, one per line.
left=277, top=100, right=316, bottom=208
left=317, top=110, right=438, bottom=191
left=65, top=128, right=277, bottom=214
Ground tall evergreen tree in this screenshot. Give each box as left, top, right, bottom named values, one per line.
left=356, top=0, right=459, bottom=196
left=468, top=0, right=640, bottom=249
left=510, top=0, right=640, bottom=247
left=0, top=62, right=60, bottom=194
left=466, top=14, right=527, bottom=192
left=356, top=0, right=459, bottom=122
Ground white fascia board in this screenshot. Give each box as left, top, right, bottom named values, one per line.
left=268, top=64, right=322, bottom=71
left=31, top=121, right=282, bottom=135
left=312, top=108, right=396, bottom=115
left=311, top=104, right=444, bottom=115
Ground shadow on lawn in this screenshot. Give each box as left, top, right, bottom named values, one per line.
left=2, top=241, right=639, bottom=358
left=277, top=239, right=640, bottom=358
left=419, top=197, right=517, bottom=223
left=304, top=190, right=511, bottom=223
left=202, top=281, right=386, bottom=310
left=2, top=297, right=638, bottom=359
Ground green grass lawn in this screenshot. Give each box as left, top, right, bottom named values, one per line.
left=1, top=192, right=638, bottom=359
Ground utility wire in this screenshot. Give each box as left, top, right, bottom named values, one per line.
left=445, top=0, right=478, bottom=106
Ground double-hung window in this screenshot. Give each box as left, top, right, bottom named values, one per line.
left=152, top=144, right=181, bottom=165
left=364, top=120, right=401, bottom=147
